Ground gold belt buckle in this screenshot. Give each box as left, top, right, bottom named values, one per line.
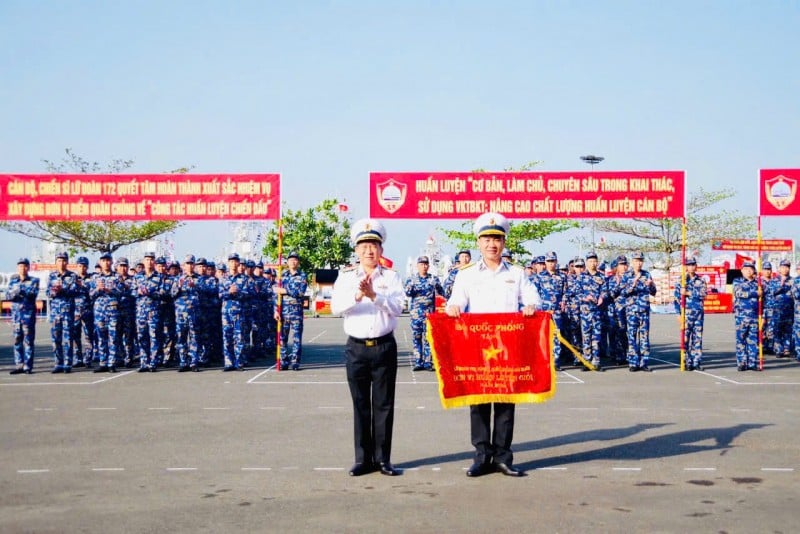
left=365, top=338, right=377, bottom=347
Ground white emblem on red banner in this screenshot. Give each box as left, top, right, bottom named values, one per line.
left=376, top=178, right=407, bottom=214
left=765, top=175, right=797, bottom=211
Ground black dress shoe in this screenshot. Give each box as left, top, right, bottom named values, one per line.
left=191, top=365, right=200, bottom=372
left=466, top=461, right=494, bottom=477
left=629, top=366, right=638, bottom=372
left=64, top=367, right=71, bottom=374
left=138, top=367, right=149, bottom=373
left=737, top=364, right=747, bottom=371
left=379, top=462, right=400, bottom=476
left=493, top=462, right=523, bottom=477
left=109, top=366, right=117, bottom=373
left=348, top=462, right=375, bottom=476
left=554, top=364, right=562, bottom=372
left=686, top=364, right=694, bottom=371
left=93, top=366, right=107, bottom=373
left=638, top=365, right=652, bottom=372
left=9, top=368, right=24, bottom=375
left=24, top=369, right=33, bottom=374
left=412, top=364, right=425, bottom=371
left=52, top=367, right=64, bottom=374
left=178, top=366, right=190, bottom=373
left=150, top=366, right=158, bottom=372
left=694, top=364, right=704, bottom=371
left=73, top=361, right=85, bottom=368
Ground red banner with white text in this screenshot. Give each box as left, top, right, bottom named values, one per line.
left=370, top=171, right=685, bottom=219
left=760, top=169, right=800, bottom=216
left=0, top=174, right=280, bottom=221
left=426, top=312, right=555, bottom=409
left=711, top=238, right=793, bottom=252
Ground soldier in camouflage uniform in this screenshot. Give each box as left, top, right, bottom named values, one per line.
left=274, top=252, right=308, bottom=371
left=443, top=250, right=471, bottom=299
left=404, top=255, right=443, bottom=371
left=564, top=257, right=584, bottom=365
left=760, top=262, right=775, bottom=354
left=770, top=259, right=793, bottom=358
left=90, top=253, right=124, bottom=372
left=134, top=253, right=164, bottom=372
left=250, top=261, right=273, bottom=361
left=172, top=254, right=202, bottom=372
left=220, top=253, right=252, bottom=371
left=263, top=267, right=278, bottom=355
left=156, top=258, right=177, bottom=367
left=72, top=256, right=95, bottom=368
left=241, top=259, right=256, bottom=365
left=733, top=260, right=761, bottom=371
left=790, top=269, right=800, bottom=362
left=534, top=251, right=567, bottom=370
left=115, top=257, right=138, bottom=368
left=576, top=252, right=606, bottom=370
left=47, top=252, right=77, bottom=373
left=605, top=256, right=629, bottom=365
left=673, top=257, right=708, bottom=371
left=621, top=251, right=657, bottom=372
left=7, top=258, right=39, bottom=374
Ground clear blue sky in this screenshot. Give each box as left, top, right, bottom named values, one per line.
left=1, top=1, right=798, bottom=271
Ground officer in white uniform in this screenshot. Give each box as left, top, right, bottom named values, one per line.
left=331, top=219, right=405, bottom=477
left=446, top=212, right=541, bottom=477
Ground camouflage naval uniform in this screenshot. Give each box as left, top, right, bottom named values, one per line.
left=172, top=261, right=202, bottom=370
left=133, top=269, right=165, bottom=371
left=576, top=265, right=607, bottom=368
left=219, top=262, right=252, bottom=370
left=90, top=266, right=124, bottom=370
left=533, top=261, right=567, bottom=369
left=47, top=262, right=78, bottom=371
left=605, top=259, right=629, bottom=365
left=673, top=267, right=707, bottom=370
left=564, top=262, right=584, bottom=363
left=7, top=262, right=40, bottom=373
left=621, top=263, right=657, bottom=370
left=158, top=262, right=178, bottom=366
left=115, top=265, right=138, bottom=368
left=72, top=258, right=96, bottom=367
left=250, top=264, right=273, bottom=361
left=761, top=264, right=775, bottom=353
left=733, top=271, right=760, bottom=370
left=403, top=266, right=443, bottom=370
left=278, top=268, right=308, bottom=370
left=790, top=277, right=800, bottom=362
left=769, top=268, right=793, bottom=357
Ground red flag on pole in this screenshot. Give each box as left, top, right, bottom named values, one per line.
left=735, top=253, right=754, bottom=269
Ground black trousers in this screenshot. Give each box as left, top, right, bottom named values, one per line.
left=470, top=402, right=515, bottom=464
left=345, top=335, right=398, bottom=464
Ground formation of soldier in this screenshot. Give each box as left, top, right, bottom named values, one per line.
left=6, top=251, right=308, bottom=374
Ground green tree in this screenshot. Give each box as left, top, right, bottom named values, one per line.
left=263, top=198, right=352, bottom=277
left=587, top=187, right=755, bottom=269
left=0, top=148, right=183, bottom=254
left=439, top=161, right=578, bottom=260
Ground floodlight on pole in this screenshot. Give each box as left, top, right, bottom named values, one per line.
left=580, top=155, right=605, bottom=246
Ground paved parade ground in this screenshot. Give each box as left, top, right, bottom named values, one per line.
left=1, top=313, right=798, bottom=533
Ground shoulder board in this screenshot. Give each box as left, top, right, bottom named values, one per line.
left=459, top=262, right=477, bottom=271
left=341, top=266, right=357, bottom=273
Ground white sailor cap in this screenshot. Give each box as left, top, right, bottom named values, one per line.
left=351, top=218, right=387, bottom=244
left=474, top=212, right=509, bottom=238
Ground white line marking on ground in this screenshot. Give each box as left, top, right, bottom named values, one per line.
left=404, top=467, right=420, bottom=471
left=166, top=467, right=198, bottom=471
left=18, top=469, right=49, bottom=474
left=560, top=371, right=585, bottom=384
left=147, top=407, right=172, bottom=411
left=247, top=368, right=272, bottom=383
left=306, top=331, right=327, bottom=343
left=432, top=467, right=441, bottom=471
left=536, top=467, right=568, bottom=471
left=416, top=406, right=426, bottom=410
left=684, top=467, right=717, bottom=471
left=91, top=371, right=135, bottom=384
left=568, top=407, right=599, bottom=411
left=613, top=467, right=642, bottom=471
left=91, top=468, right=125, bottom=472
left=313, top=467, right=345, bottom=471
left=680, top=408, right=701, bottom=412
left=761, top=467, right=794, bottom=472
left=241, top=467, right=272, bottom=471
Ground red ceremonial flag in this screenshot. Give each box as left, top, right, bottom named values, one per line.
left=426, top=312, right=556, bottom=409
left=378, top=256, right=393, bottom=268
left=339, top=203, right=349, bottom=212
left=735, top=253, right=754, bottom=269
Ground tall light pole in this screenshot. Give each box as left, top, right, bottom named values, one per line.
left=580, top=155, right=604, bottom=247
